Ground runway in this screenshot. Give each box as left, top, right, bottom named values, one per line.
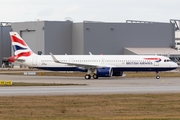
left=1, top=86, right=180, bottom=96
left=0, top=74, right=180, bottom=96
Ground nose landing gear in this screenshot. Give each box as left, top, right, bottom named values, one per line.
left=156, top=71, right=160, bottom=79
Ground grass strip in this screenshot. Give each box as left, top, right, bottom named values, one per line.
left=0, top=93, right=180, bottom=120
left=0, top=82, right=86, bottom=86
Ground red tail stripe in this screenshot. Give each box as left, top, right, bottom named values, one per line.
left=7, top=51, right=31, bottom=63
left=144, top=58, right=160, bottom=60
left=16, top=51, right=31, bottom=58
left=10, top=35, right=26, bottom=46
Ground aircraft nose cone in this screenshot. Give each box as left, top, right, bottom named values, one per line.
left=174, top=62, right=178, bottom=68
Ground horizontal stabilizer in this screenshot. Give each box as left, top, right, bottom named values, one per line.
left=4, top=57, right=25, bottom=62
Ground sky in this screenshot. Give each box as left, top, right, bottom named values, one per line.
left=1, top=0, right=180, bottom=23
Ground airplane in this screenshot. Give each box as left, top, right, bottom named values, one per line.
left=7, top=32, right=178, bottom=79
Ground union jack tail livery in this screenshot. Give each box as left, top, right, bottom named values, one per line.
left=7, top=32, right=36, bottom=62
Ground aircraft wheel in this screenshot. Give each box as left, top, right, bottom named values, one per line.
left=156, top=75, right=160, bottom=79
left=93, top=74, right=98, bottom=79
left=85, top=74, right=91, bottom=80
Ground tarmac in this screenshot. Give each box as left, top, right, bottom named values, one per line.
left=0, top=74, right=180, bottom=96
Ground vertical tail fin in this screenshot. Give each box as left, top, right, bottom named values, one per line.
left=8, top=32, right=35, bottom=62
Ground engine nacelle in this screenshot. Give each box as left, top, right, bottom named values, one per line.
left=97, top=67, right=113, bottom=77
left=112, top=70, right=124, bottom=76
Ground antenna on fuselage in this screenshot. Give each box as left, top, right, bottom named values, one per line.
left=89, top=52, right=93, bottom=55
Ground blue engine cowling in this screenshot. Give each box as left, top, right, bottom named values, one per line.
left=97, top=67, right=113, bottom=77
left=97, top=68, right=124, bottom=77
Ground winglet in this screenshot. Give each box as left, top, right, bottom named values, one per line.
left=50, top=52, right=61, bottom=63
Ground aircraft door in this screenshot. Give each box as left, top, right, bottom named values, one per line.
left=69, top=58, right=74, bottom=67
left=154, top=62, right=159, bottom=66
left=69, top=58, right=74, bottom=63
left=101, top=58, right=105, bottom=64
left=32, top=57, right=37, bottom=66
left=154, top=58, right=159, bottom=66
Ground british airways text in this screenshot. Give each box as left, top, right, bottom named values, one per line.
left=126, top=62, right=153, bottom=65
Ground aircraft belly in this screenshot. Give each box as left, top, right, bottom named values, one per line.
left=112, top=67, right=176, bottom=71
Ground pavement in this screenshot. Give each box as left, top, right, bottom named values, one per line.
left=0, top=74, right=180, bottom=96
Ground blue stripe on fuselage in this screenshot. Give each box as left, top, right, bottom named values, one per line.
left=35, top=67, right=176, bottom=72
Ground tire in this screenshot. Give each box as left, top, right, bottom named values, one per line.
left=85, top=74, right=91, bottom=80
left=156, top=75, right=160, bottom=79
left=93, top=74, right=98, bottom=79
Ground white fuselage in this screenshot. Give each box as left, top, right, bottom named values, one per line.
left=16, top=54, right=178, bottom=72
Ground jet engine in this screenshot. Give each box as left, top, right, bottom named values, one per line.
left=96, top=67, right=124, bottom=77
left=96, top=67, right=113, bottom=77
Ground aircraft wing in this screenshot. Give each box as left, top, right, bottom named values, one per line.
left=50, top=52, right=113, bottom=69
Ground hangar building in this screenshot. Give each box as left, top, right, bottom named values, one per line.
left=0, top=22, right=11, bottom=67
left=11, top=20, right=175, bottom=55
left=0, top=20, right=179, bottom=67
left=73, top=21, right=175, bottom=55
left=11, top=21, right=72, bottom=55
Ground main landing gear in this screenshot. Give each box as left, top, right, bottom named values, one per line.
left=156, top=71, right=160, bottom=79
left=85, top=68, right=98, bottom=80
left=93, top=74, right=98, bottom=79
left=85, top=74, right=99, bottom=80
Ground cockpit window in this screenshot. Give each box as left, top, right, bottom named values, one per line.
left=164, top=59, right=172, bottom=62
